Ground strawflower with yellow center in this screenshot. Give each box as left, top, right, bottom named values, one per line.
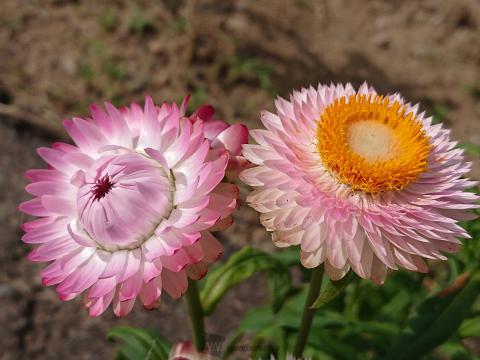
left=240, top=82, right=478, bottom=283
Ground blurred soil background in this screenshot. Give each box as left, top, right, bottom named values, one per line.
left=1, top=0, right=480, bottom=359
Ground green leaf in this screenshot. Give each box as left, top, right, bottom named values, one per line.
left=221, top=306, right=274, bottom=359
left=271, top=246, right=301, bottom=267
left=107, top=326, right=170, bottom=360
left=439, top=341, right=477, bottom=360
left=311, top=272, right=355, bottom=309
left=352, top=321, right=399, bottom=337
left=384, top=272, right=480, bottom=360
left=201, top=247, right=291, bottom=315
left=304, top=325, right=362, bottom=360
left=458, top=316, right=480, bottom=338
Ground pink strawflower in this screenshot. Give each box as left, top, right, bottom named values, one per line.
left=190, top=103, right=249, bottom=180
left=20, top=96, right=244, bottom=316
left=240, top=83, right=478, bottom=284
left=169, top=341, right=213, bottom=360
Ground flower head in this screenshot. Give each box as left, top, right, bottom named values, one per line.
left=20, top=96, right=243, bottom=316
left=240, top=83, right=478, bottom=284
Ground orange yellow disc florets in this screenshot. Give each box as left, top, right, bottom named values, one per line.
left=316, top=94, right=431, bottom=193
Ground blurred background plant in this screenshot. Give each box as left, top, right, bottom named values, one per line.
left=1, top=0, right=480, bottom=359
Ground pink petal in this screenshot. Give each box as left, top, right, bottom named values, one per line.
left=161, top=269, right=187, bottom=298
left=211, top=124, right=249, bottom=156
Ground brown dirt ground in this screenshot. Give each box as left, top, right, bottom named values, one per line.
left=1, top=0, right=480, bottom=359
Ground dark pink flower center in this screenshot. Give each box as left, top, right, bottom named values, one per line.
left=92, top=174, right=114, bottom=201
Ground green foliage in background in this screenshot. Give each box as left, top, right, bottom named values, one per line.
left=201, top=247, right=291, bottom=315
left=108, top=327, right=170, bottom=360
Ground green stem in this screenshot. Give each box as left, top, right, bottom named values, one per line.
left=185, top=279, right=206, bottom=351
left=293, top=265, right=324, bottom=358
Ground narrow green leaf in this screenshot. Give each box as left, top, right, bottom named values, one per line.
left=458, top=316, right=480, bottom=338
left=384, top=272, right=480, bottom=360
left=107, top=326, right=170, bottom=360
left=311, top=272, right=354, bottom=309
left=267, top=267, right=292, bottom=313
left=271, top=327, right=288, bottom=360
left=201, top=247, right=291, bottom=315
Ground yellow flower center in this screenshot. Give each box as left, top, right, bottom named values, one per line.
left=316, top=94, right=431, bottom=193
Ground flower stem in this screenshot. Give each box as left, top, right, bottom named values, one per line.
left=292, top=265, right=324, bottom=358
left=185, top=279, right=206, bottom=351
